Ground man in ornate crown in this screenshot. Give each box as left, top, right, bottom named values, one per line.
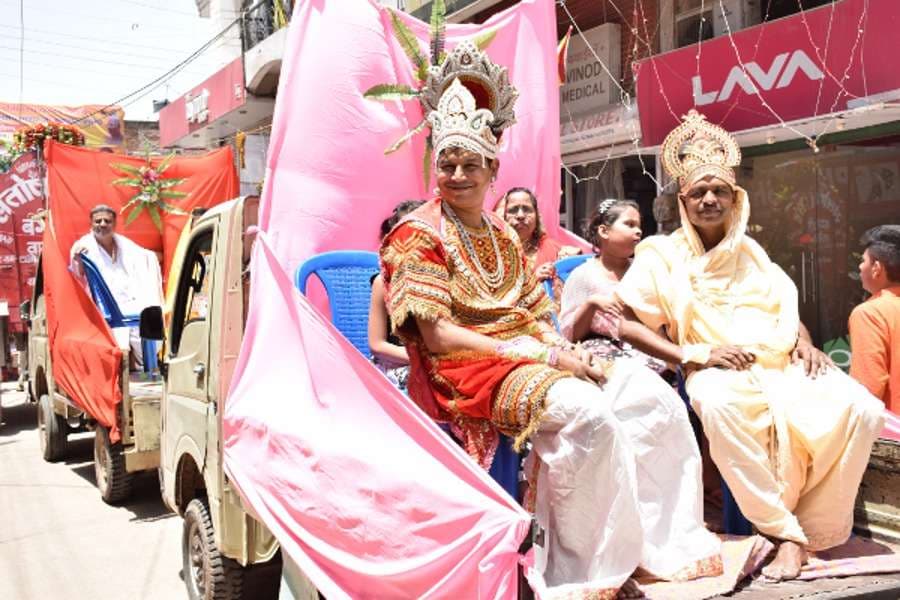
left=616, top=110, right=885, bottom=580
left=380, top=43, right=721, bottom=598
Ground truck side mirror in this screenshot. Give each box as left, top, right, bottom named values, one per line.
left=139, top=306, right=165, bottom=341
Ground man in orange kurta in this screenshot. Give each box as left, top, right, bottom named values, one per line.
left=849, top=225, right=900, bottom=414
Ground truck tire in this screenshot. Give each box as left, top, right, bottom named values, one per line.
left=183, top=497, right=244, bottom=600
left=38, top=393, right=67, bottom=462
left=93, top=425, right=134, bottom=504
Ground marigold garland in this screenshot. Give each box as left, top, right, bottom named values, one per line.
left=11, top=122, right=86, bottom=153
left=1, top=122, right=85, bottom=173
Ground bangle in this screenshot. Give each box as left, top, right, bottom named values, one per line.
left=497, top=337, right=554, bottom=364
left=547, top=346, right=560, bottom=367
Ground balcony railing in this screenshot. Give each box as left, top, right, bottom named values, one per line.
left=242, top=0, right=293, bottom=53
left=410, top=0, right=493, bottom=21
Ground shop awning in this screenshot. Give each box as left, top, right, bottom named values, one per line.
left=159, top=57, right=275, bottom=149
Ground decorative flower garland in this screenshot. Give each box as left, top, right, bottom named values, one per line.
left=1, top=122, right=85, bottom=173
left=111, top=149, right=188, bottom=232
left=12, top=122, right=85, bottom=153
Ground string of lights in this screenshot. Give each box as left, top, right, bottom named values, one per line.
left=558, top=0, right=874, bottom=191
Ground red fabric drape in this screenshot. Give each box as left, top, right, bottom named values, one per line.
left=44, top=141, right=239, bottom=440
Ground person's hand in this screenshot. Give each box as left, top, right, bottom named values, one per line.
left=702, top=346, right=756, bottom=371
left=69, top=241, right=88, bottom=261
left=534, top=262, right=555, bottom=282
left=556, top=348, right=607, bottom=386
left=589, top=293, right=623, bottom=317
left=792, top=338, right=833, bottom=378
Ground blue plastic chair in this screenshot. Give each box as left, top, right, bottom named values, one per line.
left=79, top=254, right=158, bottom=373
left=295, top=250, right=522, bottom=501
left=542, top=254, right=592, bottom=303
left=295, top=251, right=381, bottom=358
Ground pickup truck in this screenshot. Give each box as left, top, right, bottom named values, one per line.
left=27, top=255, right=163, bottom=504
left=155, top=195, right=316, bottom=600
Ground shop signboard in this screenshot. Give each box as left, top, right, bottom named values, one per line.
left=560, top=103, right=639, bottom=157
left=635, top=0, right=900, bottom=145
left=560, top=23, right=621, bottom=120
left=0, top=152, right=42, bottom=331
left=159, top=57, right=246, bottom=147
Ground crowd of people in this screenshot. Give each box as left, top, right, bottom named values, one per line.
left=371, top=42, right=895, bottom=598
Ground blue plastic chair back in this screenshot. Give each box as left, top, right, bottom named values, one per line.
left=295, top=251, right=381, bottom=357
left=542, top=254, right=592, bottom=304
left=555, top=254, right=592, bottom=283
left=80, top=254, right=160, bottom=373
left=79, top=254, right=139, bottom=328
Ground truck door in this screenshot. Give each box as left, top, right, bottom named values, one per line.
left=162, top=225, right=215, bottom=494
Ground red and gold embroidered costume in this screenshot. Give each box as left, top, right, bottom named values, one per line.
left=381, top=199, right=567, bottom=466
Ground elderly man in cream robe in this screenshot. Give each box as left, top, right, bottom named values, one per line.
left=71, top=204, right=164, bottom=367
left=604, top=111, right=885, bottom=580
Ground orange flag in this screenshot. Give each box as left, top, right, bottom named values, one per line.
left=557, top=25, right=573, bottom=86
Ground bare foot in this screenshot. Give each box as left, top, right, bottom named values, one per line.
left=616, top=578, right=644, bottom=599
left=761, top=541, right=808, bottom=581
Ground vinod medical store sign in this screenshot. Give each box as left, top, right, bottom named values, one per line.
left=634, top=0, right=900, bottom=146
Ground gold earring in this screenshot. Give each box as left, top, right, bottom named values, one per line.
left=433, top=187, right=440, bottom=195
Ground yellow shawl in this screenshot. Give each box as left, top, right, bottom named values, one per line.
left=617, top=186, right=799, bottom=368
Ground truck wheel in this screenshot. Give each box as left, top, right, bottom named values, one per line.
left=183, top=497, right=244, bottom=600
left=94, top=425, right=134, bottom=504
left=38, top=393, right=67, bottom=462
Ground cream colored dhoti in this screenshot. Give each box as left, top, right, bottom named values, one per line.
left=528, top=360, right=722, bottom=598
left=688, top=363, right=884, bottom=550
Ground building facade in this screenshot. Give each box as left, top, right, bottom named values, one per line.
left=412, top=0, right=900, bottom=360
left=161, top=0, right=900, bottom=360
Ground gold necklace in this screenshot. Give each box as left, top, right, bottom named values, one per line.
left=443, top=203, right=505, bottom=289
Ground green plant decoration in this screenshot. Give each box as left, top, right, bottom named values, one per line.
left=111, top=150, right=188, bottom=232
left=363, top=0, right=498, bottom=188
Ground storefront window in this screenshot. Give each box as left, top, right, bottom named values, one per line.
left=676, top=0, right=714, bottom=48
left=563, top=156, right=658, bottom=239
left=741, top=139, right=900, bottom=365
left=762, top=0, right=834, bottom=22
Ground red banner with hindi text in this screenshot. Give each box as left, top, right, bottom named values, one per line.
left=0, top=152, right=44, bottom=331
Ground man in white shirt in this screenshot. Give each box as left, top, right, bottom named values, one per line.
left=70, top=204, right=164, bottom=367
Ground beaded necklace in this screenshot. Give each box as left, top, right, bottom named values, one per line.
left=443, top=202, right=506, bottom=290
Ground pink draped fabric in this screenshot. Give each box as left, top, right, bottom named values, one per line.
left=223, top=0, right=561, bottom=596
left=224, top=236, right=530, bottom=598
left=257, top=0, right=563, bottom=272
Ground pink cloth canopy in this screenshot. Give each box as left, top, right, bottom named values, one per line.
left=223, top=0, right=562, bottom=597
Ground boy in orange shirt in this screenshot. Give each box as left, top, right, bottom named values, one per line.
left=849, top=225, right=900, bottom=414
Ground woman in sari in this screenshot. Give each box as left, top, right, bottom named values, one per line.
left=502, top=186, right=579, bottom=282
left=379, top=41, right=720, bottom=599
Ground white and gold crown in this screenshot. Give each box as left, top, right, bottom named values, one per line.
left=661, top=110, right=741, bottom=187
left=423, top=40, right=518, bottom=161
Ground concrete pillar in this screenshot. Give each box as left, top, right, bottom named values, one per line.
left=659, top=0, right=675, bottom=53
